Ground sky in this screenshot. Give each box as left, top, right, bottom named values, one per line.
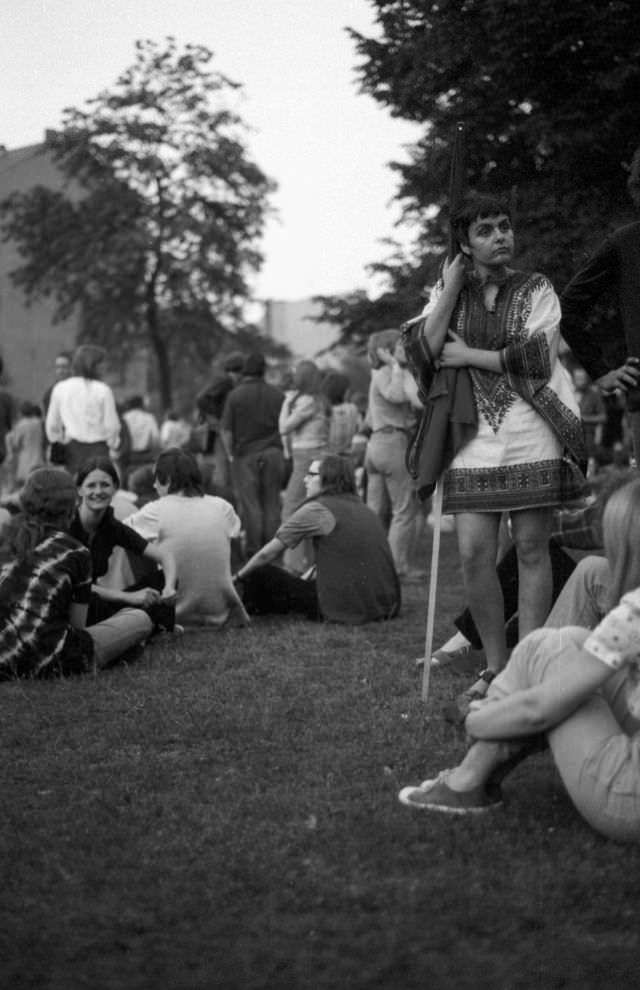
left=1, top=0, right=422, bottom=303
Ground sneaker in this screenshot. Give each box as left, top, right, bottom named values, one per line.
left=398, top=771, right=502, bottom=815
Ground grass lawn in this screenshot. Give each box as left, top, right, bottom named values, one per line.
left=2, top=528, right=639, bottom=990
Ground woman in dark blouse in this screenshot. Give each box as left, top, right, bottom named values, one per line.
left=69, top=456, right=178, bottom=627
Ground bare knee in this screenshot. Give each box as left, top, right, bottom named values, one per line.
left=514, top=535, right=550, bottom=569
left=458, top=540, right=496, bottom=581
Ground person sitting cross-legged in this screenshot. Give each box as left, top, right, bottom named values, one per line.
left=234, top=454, right=400, bottom=625
left=0, top=469, right=153, bottom=679
left=398, top=476, right=640, bottom=843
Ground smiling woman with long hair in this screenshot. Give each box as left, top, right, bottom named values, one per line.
left=69, top=456, right=178, bottom=630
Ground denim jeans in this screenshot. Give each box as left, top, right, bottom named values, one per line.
left=231, top=447, right=285, bottom=558
left=88, top=607, right=153, bottom=669
left=365, top=430, right=416, bottom=575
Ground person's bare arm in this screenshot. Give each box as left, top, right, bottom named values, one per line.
left=465, top=648, right=613, bottom=739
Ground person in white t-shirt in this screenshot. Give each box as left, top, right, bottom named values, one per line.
left=123, top=447, right=247, bottom=627
left=399, top=475, right=640, bottom=842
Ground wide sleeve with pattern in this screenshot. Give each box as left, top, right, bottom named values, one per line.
left=501, top=275, right=560, bottom=401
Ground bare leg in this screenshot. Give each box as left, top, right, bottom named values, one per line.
left=455, top=512, right=508, bottom=674
left=445, top=739, right=517, bottom=790
left=510, top=506, right=553, bottom=638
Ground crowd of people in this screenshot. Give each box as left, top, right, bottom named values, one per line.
left=2, top=188, right=640, bottom=845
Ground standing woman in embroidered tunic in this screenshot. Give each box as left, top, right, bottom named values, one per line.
left=421, top=193, right=586, bottom=706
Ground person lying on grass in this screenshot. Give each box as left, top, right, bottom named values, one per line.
left=399, top=475, right=640, bottom=842
left=69, top=456, right=178, bottom=632
left=233, top=454, right=401, bottom=625
left=0, top=468, right=153, bottom=679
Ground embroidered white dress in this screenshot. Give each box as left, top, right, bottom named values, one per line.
left=422, top=271, right=585, bottom=513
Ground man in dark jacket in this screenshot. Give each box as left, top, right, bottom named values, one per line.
left=560, top=151, right=640, bottom=459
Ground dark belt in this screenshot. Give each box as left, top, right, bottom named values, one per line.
left=373, top=425, right=408, bottom=434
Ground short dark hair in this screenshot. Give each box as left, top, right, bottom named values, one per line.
left=243, top=352, right=266, bottom=377
left=451, top=193, right=512, bottom=246
left=76, top=456, right=120, bottom=488
left=318, top=454, right=357, bottom=496
left=154, top=448, right=203, bottom=497
left=223, top=351, right=245, bottom=373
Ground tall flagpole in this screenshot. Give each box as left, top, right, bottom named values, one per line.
left=421, top=121, right=466, bottom=702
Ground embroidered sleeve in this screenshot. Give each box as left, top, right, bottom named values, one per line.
left=501, top=277, right=559, bottom=399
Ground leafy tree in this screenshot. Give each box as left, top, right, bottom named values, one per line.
left=1, top=38, right=276, bottom=406
left=315, top=0, right=640, bottom=343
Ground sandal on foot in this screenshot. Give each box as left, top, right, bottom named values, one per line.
left=429, top=644, right=486, bottom=675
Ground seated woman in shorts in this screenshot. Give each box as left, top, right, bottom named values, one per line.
left=0, top=469, right=152, bottom=679
left=234, top=454, right=400, bottom=625
left=399, top=476, right=640, bottom=843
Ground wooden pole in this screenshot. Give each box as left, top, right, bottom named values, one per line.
left=420, top=121, right=465, bottom=702
left=421, top=481, right=443, bottom=700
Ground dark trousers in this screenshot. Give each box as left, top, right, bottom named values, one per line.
left=239, top=564, right=321, bottom=620
left=455, top=538, right=578, bottom=649
left=231, top=447, right=285, bottom=558
left=89, top=564, right=174, bottom=630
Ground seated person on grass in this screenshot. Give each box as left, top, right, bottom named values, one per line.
left=0, top=469, right=152, bottom=679
left=233, top=454, right=400, bottom=625
left=122, top=448, right=248, bottom=628
left=69, top=456, right=178, bottom=632
left=399, top=476, right=640, bottom=843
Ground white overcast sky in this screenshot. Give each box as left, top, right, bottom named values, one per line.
left=1, top=0, right=422, bottom=302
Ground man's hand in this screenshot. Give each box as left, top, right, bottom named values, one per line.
left=126, top=587, right=161, bottom=609
left=596, top=358, right=640, bottom=395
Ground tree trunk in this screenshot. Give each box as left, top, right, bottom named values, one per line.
left=145, top=286, right=172, bottom=410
